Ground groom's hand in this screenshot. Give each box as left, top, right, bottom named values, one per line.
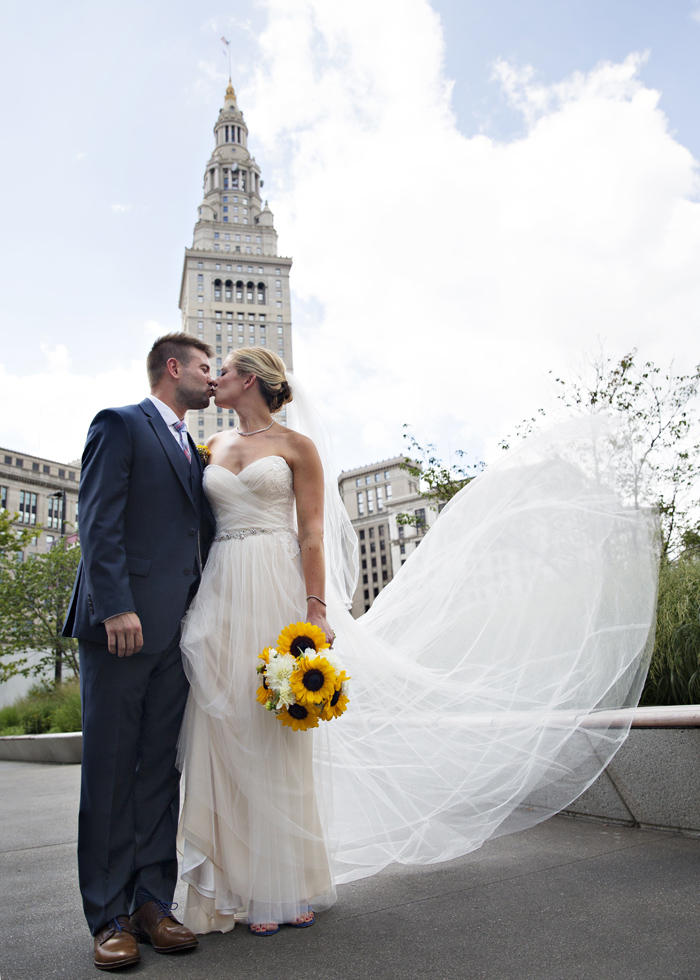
left=104, top=612, right=144, bottom=657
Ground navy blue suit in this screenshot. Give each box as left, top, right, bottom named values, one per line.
left=64, top=398, right=215, bottom=934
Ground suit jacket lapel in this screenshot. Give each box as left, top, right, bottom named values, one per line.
left=139, top=399, right=197, bottom=510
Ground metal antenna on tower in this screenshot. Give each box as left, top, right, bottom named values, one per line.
left=221, top=36, right=232, bottom=81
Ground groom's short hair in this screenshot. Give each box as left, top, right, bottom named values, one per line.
left=147, top=333, right=213, bottom=386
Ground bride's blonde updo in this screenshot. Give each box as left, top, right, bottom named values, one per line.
left=229, top=347, right=293, bottom=414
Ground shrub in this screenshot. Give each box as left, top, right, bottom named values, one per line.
left=0, top=680, right=82, bottom=736
left=641, top=557, right=700, bottom=706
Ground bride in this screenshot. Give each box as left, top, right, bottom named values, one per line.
left=178, top=347, right=659, bottom=936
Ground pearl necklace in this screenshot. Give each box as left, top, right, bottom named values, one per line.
left=236, top=420, right=274, bottom=436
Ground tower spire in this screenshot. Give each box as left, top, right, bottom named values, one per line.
left=178, top=82, right=294, bottom=443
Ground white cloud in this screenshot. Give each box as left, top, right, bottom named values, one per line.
left=4, top=1, right=700, bottom=473
left=75, top=151, right=87, bottom=161
left=241, top=0, right=700, bottom=467
left=110, top=204, right=132, bottom=212
left=0, top=346, right=149, bottom=463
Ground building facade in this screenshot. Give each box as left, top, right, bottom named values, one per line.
left=179, top=80, right=294, bottom=442
left=338, top=457, right=437, bottom=617
left=0, top=448, right=80, bottom=556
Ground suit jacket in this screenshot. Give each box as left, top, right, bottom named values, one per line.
left=63, top=398, right=215, bottom=653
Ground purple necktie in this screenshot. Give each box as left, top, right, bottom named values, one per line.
left=173, top=420, right=192, bottom=462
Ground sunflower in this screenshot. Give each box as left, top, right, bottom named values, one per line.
left=278, top=702, right=320, bottom=732
left=290, top=654, right=337, bottom=706
left=277, top=622, right=330, bottom=658
left=258, top=647, right=275, bottom=664
left=256, top=684, right=272, bottom=705
left=319, top=671, right=351, bottom=720
left=320, top=690, right=350, bottom=721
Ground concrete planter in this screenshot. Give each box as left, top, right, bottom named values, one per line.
left=0, top=731, right=82, bottom=764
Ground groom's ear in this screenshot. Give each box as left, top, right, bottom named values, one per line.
left=165, top=357, right=181, bottom=380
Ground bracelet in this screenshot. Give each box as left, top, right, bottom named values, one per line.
left=306, top=594, right=326, bottom=606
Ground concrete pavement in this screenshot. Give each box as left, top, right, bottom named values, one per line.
left=1, top=759, right=699, bottom=980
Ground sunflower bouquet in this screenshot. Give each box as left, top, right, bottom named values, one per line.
left=256, top=622, right=350, bottom=731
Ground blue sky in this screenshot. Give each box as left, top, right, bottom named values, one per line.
left=0, top=0, right=698, bottom=468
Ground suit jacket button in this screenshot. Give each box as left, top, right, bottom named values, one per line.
left=183, top=568, right=191, bottom=576
left=189, top=529, right=196, bottom=536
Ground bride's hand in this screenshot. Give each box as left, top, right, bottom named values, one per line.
left=306, top=599, right=334, bottom=647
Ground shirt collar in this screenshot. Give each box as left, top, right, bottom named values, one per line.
left=147, top=394, right=184, bottom=430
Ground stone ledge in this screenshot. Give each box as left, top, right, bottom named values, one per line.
left=562, top=727, right=700, bottom=833
left=0, top=732, right=81, bottom=764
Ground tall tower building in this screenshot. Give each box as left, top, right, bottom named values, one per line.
left=179, top=80, right=294, bottom=442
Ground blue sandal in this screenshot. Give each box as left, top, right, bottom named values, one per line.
left=287, top=911, right=315, bottom=929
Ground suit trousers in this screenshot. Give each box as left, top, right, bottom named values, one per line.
left=78, top=631, right=189, bottom=934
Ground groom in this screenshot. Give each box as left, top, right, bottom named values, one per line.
left=64, top=333, right=217, bottom=970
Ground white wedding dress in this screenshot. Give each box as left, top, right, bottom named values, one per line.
left=178, top=412, right=659, bottom=933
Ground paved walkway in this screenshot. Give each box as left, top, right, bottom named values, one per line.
left=1, top=759, right=699, bottom=980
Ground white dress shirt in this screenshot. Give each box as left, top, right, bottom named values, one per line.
left=147, top=395, right=188, bottom=447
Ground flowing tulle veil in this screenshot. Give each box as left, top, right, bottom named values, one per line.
left=286, top=375, right=660, bottom=884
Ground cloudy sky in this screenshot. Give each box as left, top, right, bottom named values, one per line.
left=0, top=0, right=699, bottom=471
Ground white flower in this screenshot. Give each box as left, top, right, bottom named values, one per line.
left=266, top=652, right=297, bottom=689
left=340, top=678, right=351, bottom=697
left=276, top=680, right=295, bottom=709
left=323, top=649, right=345, bottom=674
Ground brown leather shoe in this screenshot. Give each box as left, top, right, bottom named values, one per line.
left=93, top=916, right=140, bottom=970
left=130, top=899, right=198, bottom=953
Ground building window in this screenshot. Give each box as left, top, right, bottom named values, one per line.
left=19, top=490, right=37, bottom=525
left=363, top=574, right=368, bottom=585
left=197, top=261, right=203, bottom=269
left=359, top=529, right=365, bottom=539
left=0, top=486, right=6, bottom=510
left=357, top=491, right=364, bottom=516
left=386, top=484, right=392, bottom=498
left=384, top=470, right=391, bottom=479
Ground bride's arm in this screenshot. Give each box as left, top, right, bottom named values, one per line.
left=291, top=435, right=335, bottom=646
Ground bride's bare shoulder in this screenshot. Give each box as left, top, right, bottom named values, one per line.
left=276, top=426, right=320, bottom=466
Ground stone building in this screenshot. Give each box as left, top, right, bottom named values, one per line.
left=0, top=448, right=80, bottom=556
left=179, top=80, right=294, bottom=442
left=338, top=457, right=437, bottom=617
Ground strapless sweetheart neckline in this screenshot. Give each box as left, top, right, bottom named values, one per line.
left=207, top=456, right=290, bottom=479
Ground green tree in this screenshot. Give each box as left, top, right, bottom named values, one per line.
left=501, top=349, right=700, bottom=557
left=396, top=427, right=484, bottom=527
left=0, top=525, right=80, bottom=683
